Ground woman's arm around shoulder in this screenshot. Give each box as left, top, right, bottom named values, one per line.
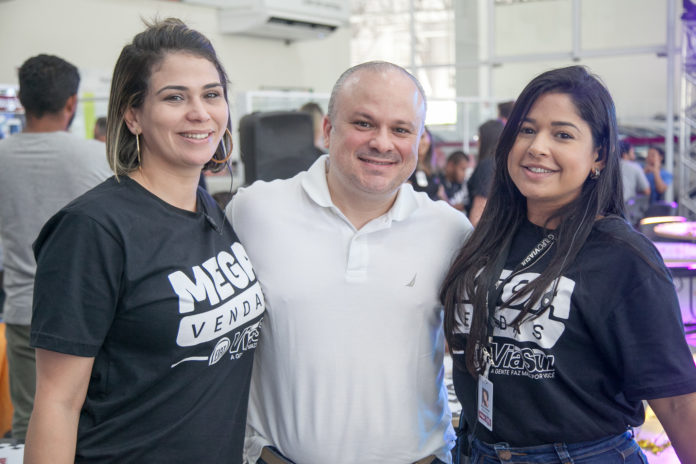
left=648, top=392, right=696, bottom=463
left=24, top=349, right=94, bottom=464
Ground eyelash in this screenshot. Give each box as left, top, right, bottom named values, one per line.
left=163, top=92, right=221, bottom=102
left=518, top=127, right=573, bottom=140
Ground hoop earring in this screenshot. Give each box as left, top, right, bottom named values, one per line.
left=135, top=132, right=142, bottom=167
left=590, top=167, right=600, bottom=180
left=210, top=127, right=233, bottom=164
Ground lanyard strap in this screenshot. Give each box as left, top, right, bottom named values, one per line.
left=464, top=230, right=557, bottom=442
left=484, top=232, right=556, bottom=354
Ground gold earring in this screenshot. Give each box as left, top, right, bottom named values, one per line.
left=210, top=127, right=233, bottom=164
left=135, top=132, right=142, bottom=167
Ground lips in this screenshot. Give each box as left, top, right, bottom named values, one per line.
left=357, top=154, right=397, bottom=166
left=181, top=131, right=213, bottom=140
left=524, top=165, right=556, bottom=174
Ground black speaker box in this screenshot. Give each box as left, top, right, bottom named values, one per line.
left=239, top=111, right=323, bottom=185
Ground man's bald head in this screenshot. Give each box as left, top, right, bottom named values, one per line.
left=327, top=61, right=427, bottom=124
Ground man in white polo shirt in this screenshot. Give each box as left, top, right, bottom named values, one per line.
left=228, top=61, right=472, bottom=464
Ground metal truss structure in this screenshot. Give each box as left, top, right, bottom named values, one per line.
left=679, top=18, right=696, bottom=218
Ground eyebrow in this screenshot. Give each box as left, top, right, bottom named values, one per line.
left=523, top=117, right=581, bottom=131
left=155, top=82, right=223, bottom=95
left=353, top=111, right=416, bottom=128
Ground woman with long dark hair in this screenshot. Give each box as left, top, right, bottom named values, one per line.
left=441, top=66, right=696, bottom=463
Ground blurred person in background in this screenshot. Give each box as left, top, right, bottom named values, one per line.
left=93, top=116, right=107, bottom=142
left=0, top=54, right=111, bottom=443
left=300, top=101, right=327, bottom=154
left=409, top=126, right=442, bottom=200
left=438, top=150, right=470, bottom=211
left=497, top=100, right=514, bottom=125
left=643, top=145, right=671, bottom=204
left=467, top=119, right=504, bottom=226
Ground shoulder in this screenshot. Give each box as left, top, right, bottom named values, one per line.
left=36, top=179, right=124, bottom=247
left=227, top=174, right=303, bottom=235
left=587, top=216, right=665, bottom=271
left=58, top=177, right=145, bottom=227
left=622, top=160, right=641, bottom=174
left=60, top=177, right=119, bottom=212
left=61, top=135, right=109, bottom=162
left=407, top=189, right=473, bottom=237
left=232, top=175, right=300, bottom=211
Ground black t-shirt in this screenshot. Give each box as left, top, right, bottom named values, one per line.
left=452, top=216, right=696, bottom=446
left=467, top=158, right=494, bottom=200
left=437, top=173, right=467, bottom=206
left=31, top=177, right=265, bottom=463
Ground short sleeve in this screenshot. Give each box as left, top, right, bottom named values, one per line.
left=594, top=242, right=696, bottom=401
left=31, top=211, right=124, bottom=357
left=663, top=170, right=674, bottom=186
left=636, top=169, right=650, bottom=192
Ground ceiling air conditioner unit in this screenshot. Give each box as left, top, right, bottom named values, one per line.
left=212, top=0, right=349, bottom=42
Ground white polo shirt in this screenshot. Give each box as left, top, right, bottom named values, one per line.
left=229, top=155, right=472, bottom=464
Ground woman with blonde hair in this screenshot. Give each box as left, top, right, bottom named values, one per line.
left=25, top=19, right=264, bottom=463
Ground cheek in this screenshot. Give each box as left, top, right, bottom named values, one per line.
left=507, top=141, right=526, bottom=169
left=220, top=111, right=230, bottom=128
left=403, top=140, right=420, bottom=158
left=343, top=131, right=372, bottom=152
left=506, top=151, right=517, bottom=174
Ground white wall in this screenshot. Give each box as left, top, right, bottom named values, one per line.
left=0, top=0, right=350, bottom=98
left=489, top=0, right=678, bottom=123
left=0, top=0, right=680, bottom=127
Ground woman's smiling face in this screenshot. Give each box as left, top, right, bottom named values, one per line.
left=507, top=92, right=603, bottom=225
left=127, top=52, right=229, bottom=175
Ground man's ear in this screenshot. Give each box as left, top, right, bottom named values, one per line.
left=64, top=94, right=78, bottom=117
left=321, top=115, right=332, bottom=150
left=123, top=107, right=141, bottom=135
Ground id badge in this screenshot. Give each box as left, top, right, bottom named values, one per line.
left=477, top=375, right=493, bottom=431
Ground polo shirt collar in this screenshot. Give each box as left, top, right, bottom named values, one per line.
left=301, top=154, right=420, bottom=223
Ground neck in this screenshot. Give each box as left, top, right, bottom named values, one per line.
left=129, top=165, right=200, bottom=212
left=526, top=205, right=560, bottom=229
left=327, top=183, right=398, bottom=231
left=23, top=114, right=68, bottom=133
left=333, top=191, right=397, bottom=230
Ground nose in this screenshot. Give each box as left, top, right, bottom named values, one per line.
left=187, top=97, right=211, bottom=122
left=527, top=132, right=550, bottom=157
left=368, top=127, right=395, bottom=153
